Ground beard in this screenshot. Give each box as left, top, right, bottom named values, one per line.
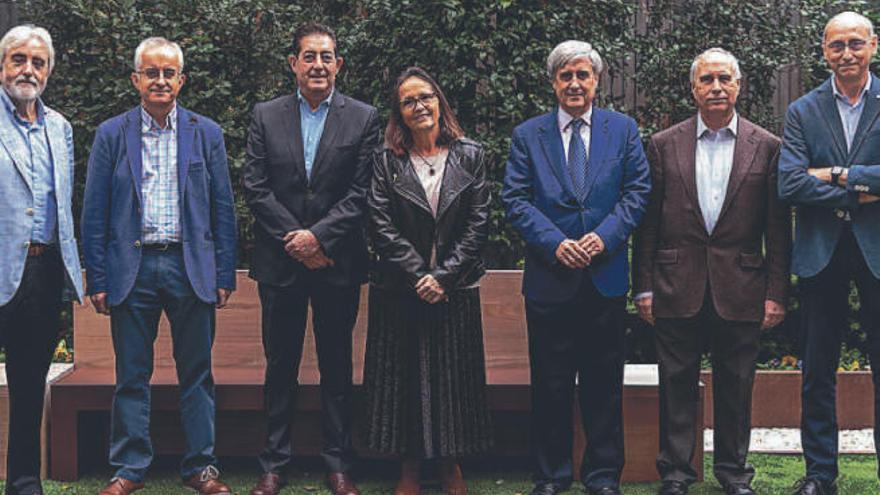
left=4, top=76, right=44, bottom=103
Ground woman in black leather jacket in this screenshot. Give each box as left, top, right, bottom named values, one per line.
left=363, top=67, right=492, bottom=495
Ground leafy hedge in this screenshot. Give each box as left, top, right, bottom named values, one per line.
left=22, top=0, right=879, bottom=364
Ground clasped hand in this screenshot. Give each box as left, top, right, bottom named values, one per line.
left=555, top=232, right=605, bottom=269
left=415, top=274, right=446, bottom=304
left=284, top=230, right=334, bottom=269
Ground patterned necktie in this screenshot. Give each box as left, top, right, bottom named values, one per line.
left=568, top=118, right=587, bottom=198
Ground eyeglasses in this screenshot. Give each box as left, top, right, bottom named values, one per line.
left=557, top=70, right=592, bottom=82
left=137, top=68, right=180, bottom=80
left=826, top=39, right=869, bottom=53
left=400, top=93, right=437, bottom=111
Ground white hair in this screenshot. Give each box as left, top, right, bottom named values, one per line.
left=690, top=47, right=742, bottom=83
left=824, top=11, right=875, bottom=40
left=0, top=25, right=54, bottom=72
left=133, top=37, right=184, bottom=71
left=546, top=40, right=604, bottom=80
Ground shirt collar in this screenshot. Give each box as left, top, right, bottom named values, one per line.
left=831, top=75, right=872, bottom=107
left=0, top=88, right=46, bottom=127
left=558, top=106, right=592, bottom=132
left=141, top=104, right=177, bottom=132
left=297, top=88, right=334, bottom=112
left=697, top=111, right=738, bottom=139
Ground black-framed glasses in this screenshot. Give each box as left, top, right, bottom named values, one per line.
left=137, top=68, right=180, bottom=80
left=400, top=93, right=437, bottom=111
left=826, top=39, right=869, bottom=53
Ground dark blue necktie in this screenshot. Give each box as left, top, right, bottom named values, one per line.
left=568, top=118, right=587, bottom=198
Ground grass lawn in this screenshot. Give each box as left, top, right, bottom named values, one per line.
left=13, top=454, right=879, bottom=494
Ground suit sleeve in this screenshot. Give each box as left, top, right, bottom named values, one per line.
left=80, top=127, right=113, bottom=295
left=632, top=136, right=664, bottom=294
left=310, top=107, right=381, bottom=256
left=207, top=127, right=237, bottom=291
left=368, top=151, right=427, bottom=287
left=501, top=127, right=567, bottom=265
left=592, top=118, right=652, bottom=254
left=765, top=141, right=792, bottom=304
left=846, top=164, right=880, bottom=195
left=242, top=104, right=304, bottom=241
left=432, top=147, right=490, bottom=290
left=778, top=104, right=860, bottom=208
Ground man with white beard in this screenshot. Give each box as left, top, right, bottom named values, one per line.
left=0, top=24, right=84, bottom=495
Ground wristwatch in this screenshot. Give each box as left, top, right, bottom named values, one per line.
left=831, top=166, right=845, bottom=186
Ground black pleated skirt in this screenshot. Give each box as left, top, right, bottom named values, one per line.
left=362, top=285, right=493, bottom=458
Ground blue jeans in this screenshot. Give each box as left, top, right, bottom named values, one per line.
left=108, top=249, right=217, bottom=482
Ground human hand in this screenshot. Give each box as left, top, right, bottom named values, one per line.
left=555, top=239, right=591, bottom=269
left=636, top=295, right=654, bottom=325
left=578, top=232, right=605, bottom=258
left=808, top=167, right=832, bottom=183
left=216, top=288, right=232, bottom=309
left=284, top=230, right=321, bottom=259
left=90, top=292, right=110, bottom=315
left=415, top=274, right=446, bottom=304
left=761, top=299, right=786, bottom=330
left=858, top=193, right=880, bottom=204
left=300, top=250, right=334, bottom=270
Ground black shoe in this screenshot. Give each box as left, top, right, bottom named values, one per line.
left=658, top=480, right=688, bottom=495
left=723, top=483, right=756, bottom=495
left=530, top=483, right=565, bottom=495
left=791, top=477, right=837, bottom=495
left=586, top=486, right=621, bottom=495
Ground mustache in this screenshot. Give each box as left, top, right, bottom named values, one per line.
left=14, top=75, right=37, bottom=86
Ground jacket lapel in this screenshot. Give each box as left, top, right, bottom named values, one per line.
left=435, top=144, right=475, bottom=220
left=817, top=79, right=848, bottom=160
left=283, top=95, right=307, bottom=182
left=846, top=76, right=880, bottom=164
left=715, top=119, right=758, bottom=229
left=124, top=107, right=143, bottom=206
left=44, top=111, right=68, bottom=200
left=581, top=108, right=609, bottom=202
left=0, top=104, right=33, bottom=192
left=538, top=111, right=576, bottom=200
left=177, top=106, right=194, bottom=197
left=391, top=152, right=433, bottom=216
left=673, top=116, right=708, bottom=235
left=309, top=91, right=344, bottom=184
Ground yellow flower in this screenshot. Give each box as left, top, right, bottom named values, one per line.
left=781, top=355, right=798, bottom=367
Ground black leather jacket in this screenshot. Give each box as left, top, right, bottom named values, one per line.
left=368, top=138, right=490, bottom=292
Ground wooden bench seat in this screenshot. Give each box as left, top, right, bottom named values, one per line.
left=50, top=271, right=701, bottom=482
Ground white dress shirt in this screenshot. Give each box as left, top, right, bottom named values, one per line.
left=695, top=112, right=737, bottom=234
left=558, top=106, right=592, bottom=164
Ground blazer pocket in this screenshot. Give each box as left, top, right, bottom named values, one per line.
left=189, top=161, right=206, bottom=172
left=739, top=252, right=764, bottom=269
left=655, top=248, right=678, bottom=265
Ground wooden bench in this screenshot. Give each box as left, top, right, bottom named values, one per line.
left=49, top=270, right=702, bottom=482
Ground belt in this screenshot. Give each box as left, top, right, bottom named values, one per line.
left=27, top=242, right=52, bottom=257
left=143, top=242, right=182, bottom=251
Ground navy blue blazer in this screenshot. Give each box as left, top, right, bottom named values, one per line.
left=81, top=106, right=237, bottom=306
left=502, top=108, right=651, bottom=303
left=779, top=75, right=880, bottom=278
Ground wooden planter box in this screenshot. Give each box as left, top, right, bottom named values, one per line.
left=700, top=370, right=874, bottom=429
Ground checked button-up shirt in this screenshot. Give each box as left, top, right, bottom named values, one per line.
left=140, top=105, right=180, bottom=243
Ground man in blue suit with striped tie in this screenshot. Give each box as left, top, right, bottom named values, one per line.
left=502, top=40, right=651, bottom=495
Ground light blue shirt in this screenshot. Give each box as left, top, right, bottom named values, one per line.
left=0, top=90, right=56, bottom=244
left=298, top=89, right=333, bottom=179
left=558, top=106, right=592, bottom=163
left=831, top=75, right=872, bottom=151
left=141, top=105, right=180, bottom=243
left=696, top=112, right=738, bottom=234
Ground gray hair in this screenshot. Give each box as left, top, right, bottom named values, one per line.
left=825, top=11, right=875, bottom=40
left=689, top=47, right=742, bottom=83
left=134, top=37, right=184, bottom=71
left=546, top=40, right=604, bottom=80
left=0, top=25, right=54, bottom=72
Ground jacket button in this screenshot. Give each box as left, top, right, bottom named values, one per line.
left=25, top=208, right=34, bottom=216
left=134, top=240, right=142, bottom=248
left=836, top=209, right=845, bottom=219
left=22, top=241, right=29, bottom=248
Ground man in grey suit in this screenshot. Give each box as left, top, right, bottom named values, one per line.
left=0, top=25, right=83, bottom=495
left=243, top=22, right=379, bottom=495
